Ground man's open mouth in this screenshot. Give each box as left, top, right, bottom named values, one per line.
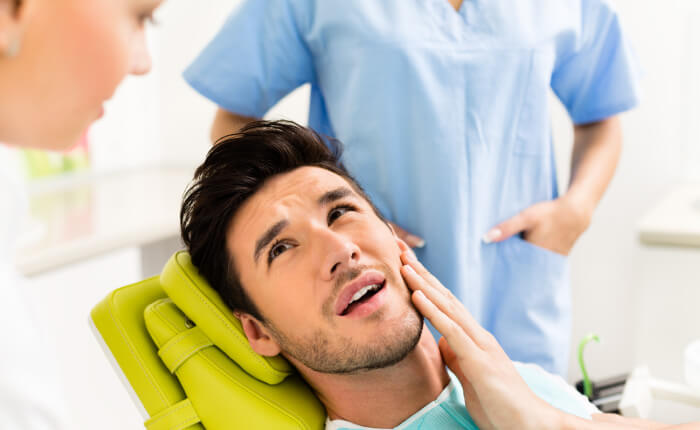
left=334, top=271, right=388, bottom=317
left=340, top=280, right=386, bottom=316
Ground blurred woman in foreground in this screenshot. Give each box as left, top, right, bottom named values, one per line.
left=0, top=0, right=162, bottom=427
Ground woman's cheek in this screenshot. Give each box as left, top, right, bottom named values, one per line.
left=56, top=3, right=133, bottom=147
left=64, top=1, right=133, bottom=105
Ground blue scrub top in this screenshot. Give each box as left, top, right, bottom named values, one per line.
left=185, top=0, right=640, bottom=376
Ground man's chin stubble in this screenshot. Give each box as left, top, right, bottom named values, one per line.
left=273, top=305, right=425, bottom=375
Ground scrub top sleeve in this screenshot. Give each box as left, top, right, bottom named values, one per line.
left=551, top=0, right=641, bottom=125
left=184, top=0, right=314, bottom=118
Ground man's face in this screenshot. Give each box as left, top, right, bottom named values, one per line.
left=229, top=166, right=422, bottom=374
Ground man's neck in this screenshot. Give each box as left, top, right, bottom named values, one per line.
left=298, top=327, right=450, bottom=428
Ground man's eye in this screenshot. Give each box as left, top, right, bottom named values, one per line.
left=268, top=241, right=293, bottom=263
left=328, top=205, right=356, bottom=224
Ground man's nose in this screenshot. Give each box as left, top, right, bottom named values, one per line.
left=319, top=230, right=361, bottom=281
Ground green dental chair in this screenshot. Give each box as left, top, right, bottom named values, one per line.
left=90, top=251, right=326, bottom=429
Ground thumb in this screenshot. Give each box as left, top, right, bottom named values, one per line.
left=482, top=210, right=533, bottom=244
left=439, top=337, right=466, bottom=382
left=440, top=338, right=492, bottom=428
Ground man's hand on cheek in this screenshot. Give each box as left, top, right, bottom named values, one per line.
left=389, top=222, right=425, bottom=249
left=398, top=251, right=566, bottom=430
left=395, top=236, right=418, bottom=266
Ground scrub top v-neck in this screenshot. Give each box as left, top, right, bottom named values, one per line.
left=185, top=0, right=640, bottom=375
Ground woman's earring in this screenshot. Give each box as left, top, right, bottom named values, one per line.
left=5, top=34, right=20, bottom=57
left=1, top=32, right=21, bottom=58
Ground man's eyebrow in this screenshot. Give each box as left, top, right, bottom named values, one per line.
left=318, top=187, right=353, bottom=206
left=254, top=220, right=289, bottom=264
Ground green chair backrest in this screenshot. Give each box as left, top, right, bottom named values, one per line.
left=90, top=251, right=326, bottom=430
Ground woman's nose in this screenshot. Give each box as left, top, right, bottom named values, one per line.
left=129, top=31, right=152, bottom=76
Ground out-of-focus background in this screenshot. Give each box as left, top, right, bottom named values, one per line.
left=3, top=0, right=699, bottom=427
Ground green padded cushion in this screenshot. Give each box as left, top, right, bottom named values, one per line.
left=89, top=277, right=203, bottom=429
left=145, top=298, right=325, bottom=430
left=160, top=251, right=294, bottom=385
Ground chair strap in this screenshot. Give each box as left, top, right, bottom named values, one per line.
left=144, top=398, right=201, bottom=430
left=158, top=326, right=213, bottom=374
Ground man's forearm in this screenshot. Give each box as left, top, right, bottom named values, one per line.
left=590, top=413, right=667, bottom=429
left=561, top=413, right=695, bottom=430
left=210, top=108, right=258, bottom=143
left=564, top=116, right=623, bottom=220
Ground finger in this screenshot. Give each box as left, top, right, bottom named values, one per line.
left=403, top=233, right=426, bottom=249
left=390, top=222, right=425, bottom=248
left=411, top=290, right=477, bottom=356
left=399, top=251, right=443, bottom=292
left=438, top=337, right=466, bottom=381
left=397, top=239, right=419, bottom=263
left=483, top=210, right=534, bottom=244
left=397, top=238, right=411, bottom=254
left=460, top=377, right=492, bottom=430
left=400, top=261, right=443, bottom=297
left=402, top=264, right=492, bottom=347
left=439, top=340, right=494, bottom=429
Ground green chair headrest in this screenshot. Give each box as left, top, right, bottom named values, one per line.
left=159, top=251, right=293, bottom=385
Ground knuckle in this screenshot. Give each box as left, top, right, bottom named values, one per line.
left=482, top=331, right=499, bottom=348
left=521, top=210, right=536, bottom=225
left=445, top=299, right=463, bottom=320
left=444, top=321, right=463, bottom=338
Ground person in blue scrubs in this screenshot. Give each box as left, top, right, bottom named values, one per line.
left=184, top=0, right=640, bottom=376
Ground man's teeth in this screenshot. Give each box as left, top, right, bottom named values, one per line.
left=349, top=283, right=381, bottom=305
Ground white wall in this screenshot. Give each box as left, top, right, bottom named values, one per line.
left=559, top=0, right=700, bottom=385
left=19, top=249, right=143, bottom=429
left=90, top=0, right=310, bottom=171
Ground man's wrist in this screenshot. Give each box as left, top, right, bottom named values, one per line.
left=559, top=414, right=584, bottom=430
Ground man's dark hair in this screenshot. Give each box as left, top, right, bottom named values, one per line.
left=180, top=120, right=384, bottom=322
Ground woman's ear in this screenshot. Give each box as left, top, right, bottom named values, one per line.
left=237, top=313, right=282, bottom=357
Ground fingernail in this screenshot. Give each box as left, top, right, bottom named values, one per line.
left=403, top=264, right=416, bottom=275
left=482, top=228, right=502, bottom=244
left=411, top=236, right=426, bottom=249
left=414, top=290, right=425, bottom=299
left=404, top=251, right=418, bottom=263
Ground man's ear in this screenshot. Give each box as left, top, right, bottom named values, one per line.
left=236, top=312, right=282, bottom=357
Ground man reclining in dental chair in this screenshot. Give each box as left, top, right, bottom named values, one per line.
left=179, top=120, right=694, bottom=430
